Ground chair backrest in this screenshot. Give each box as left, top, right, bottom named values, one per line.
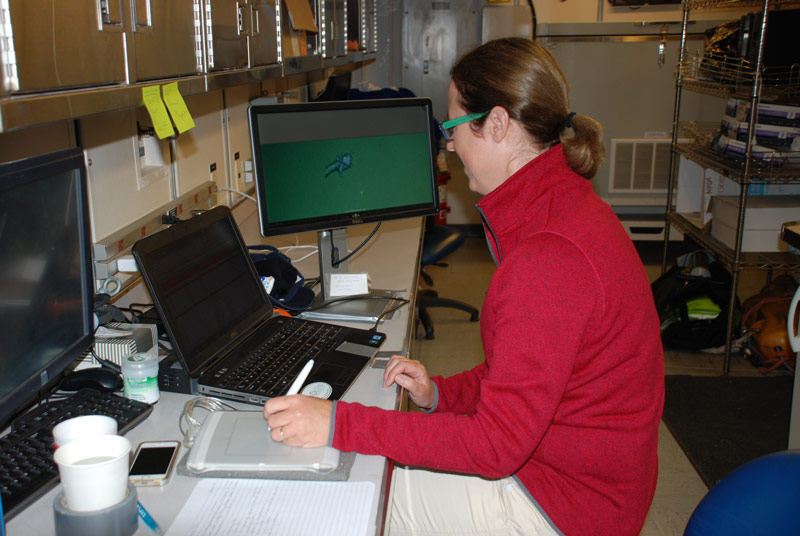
left=684, top=450, right=800, bottom=535
left=422, top=223, right=465, bottom=267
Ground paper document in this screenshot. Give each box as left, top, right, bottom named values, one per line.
left=165, top=479, right=374, bottom=536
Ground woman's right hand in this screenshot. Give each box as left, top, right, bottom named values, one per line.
left=383, top=356, right=435, bottom=409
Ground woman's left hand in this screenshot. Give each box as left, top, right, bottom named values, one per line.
left=262, top=396, right=333, bottom=448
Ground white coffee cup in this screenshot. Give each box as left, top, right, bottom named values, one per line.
left=52, top=415, right=118, bottom=449
left=53, top=434, right=132, bottom=512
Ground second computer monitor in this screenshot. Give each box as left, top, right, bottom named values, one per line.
left=248, top=98, right=439, bottom=319
left=248, top=97, right=439, bottom=237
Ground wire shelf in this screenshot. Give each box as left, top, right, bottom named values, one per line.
left=667, top=211, right=800, bottom=269
left=675, top=121, right=800, bottom=180
left=679, top=52, right=800, bottom=100
left=685, top=0, right=800, bottom=9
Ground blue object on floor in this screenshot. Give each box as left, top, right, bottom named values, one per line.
left=684, top=450, right=800, bottom=535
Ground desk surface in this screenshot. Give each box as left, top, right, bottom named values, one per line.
left=6, top=213, right=424, bottom=535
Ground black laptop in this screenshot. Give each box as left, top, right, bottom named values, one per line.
left=132, top=206, right=386, bottom=405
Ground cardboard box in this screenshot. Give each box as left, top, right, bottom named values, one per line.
left=711, top=220, right=785, bottom=252
left=675, top=156, right=704, bottom=214
left=713, top=134, right=786, bottom=164
left=719, top=115, right=800, bottom=150
left=281, top=0, right=318, bottom=58
left=702, top=169, right=740, bottom=226
left=710, top=195, right=800, bottom=252
left=729, top=98, right=800, bottom=128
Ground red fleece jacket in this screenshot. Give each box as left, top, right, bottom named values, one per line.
left=332, top=145, right=664, bottom=535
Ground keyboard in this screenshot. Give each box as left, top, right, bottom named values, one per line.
left=215, top=318, right=344, bottom=397
left=0, top=388, right=153, bottom=520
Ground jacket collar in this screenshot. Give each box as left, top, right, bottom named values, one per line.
left=476, top=145, right=573, bottom=265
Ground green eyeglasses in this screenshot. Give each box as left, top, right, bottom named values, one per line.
left=439, top=111, right=490, bottom=142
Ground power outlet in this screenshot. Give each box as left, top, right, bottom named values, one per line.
left=137, top=134, right=170, bottom=191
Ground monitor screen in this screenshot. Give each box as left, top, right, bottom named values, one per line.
left=248, top=98, right=439, bottom=237
left=0, top=148, right=94, bottom=427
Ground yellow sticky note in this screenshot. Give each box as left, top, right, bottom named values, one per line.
left=162, top=82, right=196, bottom=134
left=142, top=86, right=175, bottom=139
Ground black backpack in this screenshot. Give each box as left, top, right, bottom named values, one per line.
left=652, top=253, right=740, bottom=351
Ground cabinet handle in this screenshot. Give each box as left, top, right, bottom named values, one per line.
left=237, top=2, right=250, bottom=36
left=133, top=0, right=152, bottom=29
left=97, top=0, right=122, bottom=28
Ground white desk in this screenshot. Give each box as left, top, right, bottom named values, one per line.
left=6, top=212, right=424, bottom=535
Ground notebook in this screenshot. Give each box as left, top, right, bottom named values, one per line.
left=132, top=205, right=386, bottom=405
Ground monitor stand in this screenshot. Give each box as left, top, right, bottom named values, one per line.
left=298, top=228, right=400, bottom=324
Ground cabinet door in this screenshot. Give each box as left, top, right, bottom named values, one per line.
left=321, top=0, right=337, bottom=57
left=204, top=0, right=249, bottom=71
left=249, top=0, right=279, bottom=67
left=6, top=0, right=126, bottom=93
left=362, top=0, right=377, bottom=52
left=131, top=0, right=198, bottom=81
left=332, top=0, right=346, bottom=57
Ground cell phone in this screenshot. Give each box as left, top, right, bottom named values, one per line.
left=129, top=440, right=181, bottom=486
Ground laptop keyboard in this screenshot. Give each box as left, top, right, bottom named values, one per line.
left=0, top=388, right=153, bottom=520
left=215, top=318, right=344, bottom=397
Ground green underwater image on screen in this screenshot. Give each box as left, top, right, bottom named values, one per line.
left=260, top=133, right=433, bottom=224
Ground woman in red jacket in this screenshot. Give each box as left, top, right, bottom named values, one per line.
left=265, top=38, right=664, bottom=535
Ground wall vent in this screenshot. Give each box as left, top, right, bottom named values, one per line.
left=609, top=138, right=683, bottom=195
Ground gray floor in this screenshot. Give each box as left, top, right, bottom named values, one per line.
left=412, top=237, right=769, bottom=535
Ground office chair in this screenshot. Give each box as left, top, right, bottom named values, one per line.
left=418, top=219, right=479, bottom=340
left=684, top=450, right=800, bottom=535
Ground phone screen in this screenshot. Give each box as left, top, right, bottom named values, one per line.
left=130, top=446, right=177, bottom=476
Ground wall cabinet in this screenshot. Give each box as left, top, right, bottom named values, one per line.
left=0, top=0, right=376, bottom=133
left=2, top=0, right=128, bottom=94
left=0, top=0, right=380, bottom=296
left=662, top=0, right=800, bottom=373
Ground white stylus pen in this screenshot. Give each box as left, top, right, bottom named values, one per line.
left=286, top=359, right=315, bottom=395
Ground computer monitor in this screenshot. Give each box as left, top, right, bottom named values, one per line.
left=248, top=98, right=439, bottom=321
left=0, top=148, right=95, bottom=428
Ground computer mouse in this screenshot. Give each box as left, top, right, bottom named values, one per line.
left=61, top=368, right=123, bottom=392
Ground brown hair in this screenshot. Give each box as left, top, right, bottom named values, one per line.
left=450, top=37, right=604, bottom=179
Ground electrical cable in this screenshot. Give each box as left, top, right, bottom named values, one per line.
left=330, top=222, right=381, bottom=268
left=279, top=245, right=318, bottom=263
left=217, top=187, right=257, bottom=203
left=304, top=293, right=406, bottom=312
left=90, top=350, right=122, bottom=374
left=301, top=293, right=410, bottom=330
left=179, top=396, right=237, bottom=448
left=371, top=298, right=410, bottom=331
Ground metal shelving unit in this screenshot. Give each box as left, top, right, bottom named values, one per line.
left=662, top=0, right=800, bottom=373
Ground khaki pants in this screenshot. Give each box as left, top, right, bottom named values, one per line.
left=387, top=466, right=563, bottom=536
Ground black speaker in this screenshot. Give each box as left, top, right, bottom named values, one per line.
left=158, top=352, right=197, bottom=394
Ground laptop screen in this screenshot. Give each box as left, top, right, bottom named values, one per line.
left=133, top=207, right=272, bottom=376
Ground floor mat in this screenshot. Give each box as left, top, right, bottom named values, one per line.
left=662, top=374, right=794, bottom=488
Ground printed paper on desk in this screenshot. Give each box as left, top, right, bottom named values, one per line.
left=165, top=479, right=374, bottom=536
left=329, top=273, right=369, bottom=297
